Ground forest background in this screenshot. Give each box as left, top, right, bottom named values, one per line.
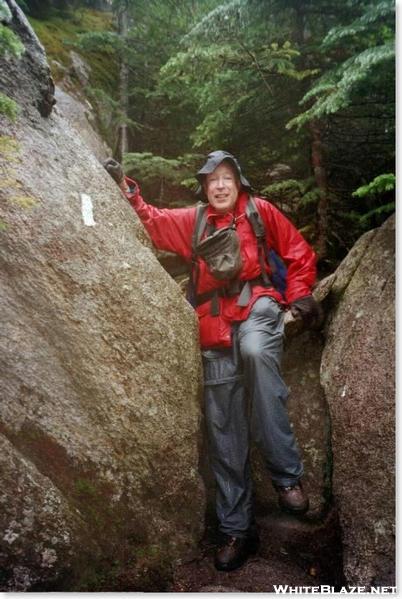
left=2, top=0, right=395, bottom=274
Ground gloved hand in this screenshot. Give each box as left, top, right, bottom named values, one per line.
left=290, top=295, right=323, bottom=329
left=103, top=158, right=124, bottom=184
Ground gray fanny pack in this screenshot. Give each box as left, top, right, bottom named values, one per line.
left=195, top=224, right=242, bottom=280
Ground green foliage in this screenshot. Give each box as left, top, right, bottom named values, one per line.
left=160, top=35, right=315, bottom=147
left=180, top=177, right=199, bottom=192
left=28, top=8, right=118, bottom=145
left=0, top=23, right=25, bottom=57
left=85, top=86, right=118, bottom=136
left=25, top=0, right=395, bottom=266
left=353, top=173, right=395, bottom=225
left=0, top=135, right=20, bottom=157
left=28, top=9, right=116, bottom=75
left=323, top=1, right=394, bottom=47
left=154, top=0, right=328, bottom=192
left=15, top=0, right=29, bottom=11
left=287, top=42, right=394, bottom=129
left=358, top=202, right=394, bottom=225
left=184, top=0, right=249, bottom=42
left=0, top=92, right=20, bottom=121
left=262, top=178, right=301, bottom=197
left=287, top=1, right=395, bottom=130
left=105, top=0, right=224, bottom=158
left=18, top=0, right=81, bottom=18
left=74, top=30, right=121, bottom=53
left=352, top=173, right=395, bottom=198
left=123, top=152, right=202, bottom=190
left=262, top=178, right=318, bottom=204
left=0, top=18, right=24, bottom=121
left=28, top=16, right=70, bottom=66
left=75, top=478, right=97, bottom=497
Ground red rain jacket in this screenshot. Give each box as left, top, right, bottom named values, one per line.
left=124, top=179, right=317, bottom=349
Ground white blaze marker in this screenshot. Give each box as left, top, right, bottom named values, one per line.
left=81, top=193, right=96, bottom=226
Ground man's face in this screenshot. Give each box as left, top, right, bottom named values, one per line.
left=204, top=162, right=240, bottom=213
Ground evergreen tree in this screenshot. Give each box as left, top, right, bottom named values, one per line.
left=155, top=0, right=395, bottom=265
left=26, top=0, right=395, bottom=266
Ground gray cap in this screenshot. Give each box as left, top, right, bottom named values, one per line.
left=196, top=150, right=252, bottom=196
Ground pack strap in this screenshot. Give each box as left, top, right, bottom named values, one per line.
left=237, top=281, right=252, bottom=307
left=192, top=204, right=209, bottom=248
left=187, top=204, right=209, bottom=306
left=246, top=195, right=273, bottom=287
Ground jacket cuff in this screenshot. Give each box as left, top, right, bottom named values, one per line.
left=124, top=176, right=140, bottom=204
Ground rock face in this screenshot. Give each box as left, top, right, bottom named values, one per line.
left=0, top=1, right=205, bottom=591
left=321, top=216, right=395, bottom=586
left=0, top=1, right=55, bottom=117
left=54, top=87, right=111, bottom=162
left=51, top=49, right=112, bottom=162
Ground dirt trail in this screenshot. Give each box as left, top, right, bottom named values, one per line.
left=170, top=508, right=345, bottom=592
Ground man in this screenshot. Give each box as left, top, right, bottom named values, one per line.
left=104, top=150, right=320, bottom=572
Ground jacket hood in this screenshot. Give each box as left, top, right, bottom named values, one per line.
left=196, top=150, right=252, bottom=199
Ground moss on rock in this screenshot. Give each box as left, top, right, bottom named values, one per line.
left=28, top=9, right=118, bottom=95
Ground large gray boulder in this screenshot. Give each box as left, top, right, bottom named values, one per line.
left=0, top=1, right=205, bottom=591
left=321, top=216, right=395, bottom=586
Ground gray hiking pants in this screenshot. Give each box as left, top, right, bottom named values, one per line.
left=202, top=296, right=303, bottom=537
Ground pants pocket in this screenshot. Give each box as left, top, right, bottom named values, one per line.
left=251, top=296, right=283, bottom=319
left=246, top=296, right=284, bottom=335
left=202, top=349, right=243, bottom=386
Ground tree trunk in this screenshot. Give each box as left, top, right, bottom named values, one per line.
left=294, top=2, right=329, bottom=261
left=117, top=1, right=129, bottom=162
left=310, top=120, right=328, bottom=260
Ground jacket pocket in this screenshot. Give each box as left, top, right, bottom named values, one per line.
left=197, top=301, right=232, bottom=349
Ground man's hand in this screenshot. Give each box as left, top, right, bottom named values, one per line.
left=290, top=295, right=323, bottom=329
left=103, top=158, right=124, bottom=185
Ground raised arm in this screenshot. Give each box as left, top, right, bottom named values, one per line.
left=103, top=159, right=195, bottom=260
left=123, top=178, right=196, bottom=260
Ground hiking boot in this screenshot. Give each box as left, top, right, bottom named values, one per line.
left=276, top=482, right=309, bottom=514
left=214, top=534, right=259, bottom=572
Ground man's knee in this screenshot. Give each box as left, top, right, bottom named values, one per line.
left=240, top=329, right=283, bottom=366
left=240, top=334, right=272, bottom=365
